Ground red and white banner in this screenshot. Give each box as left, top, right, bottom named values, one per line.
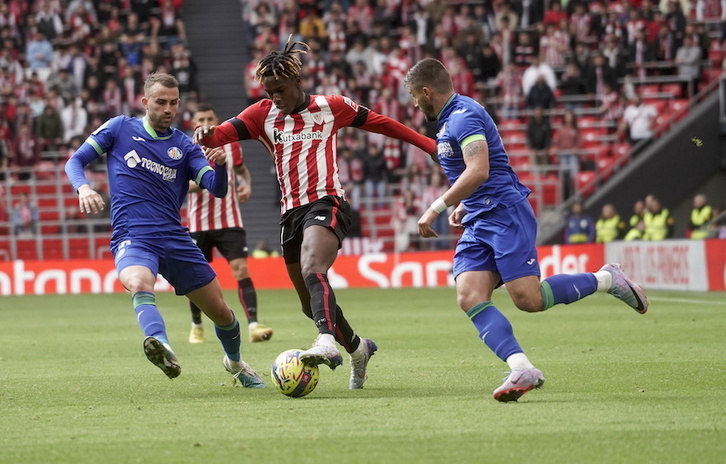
left=606, top=240, right=709, bottom=291
left=0, top=239, right=724, bottom=295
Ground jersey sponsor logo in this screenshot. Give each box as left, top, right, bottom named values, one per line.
left=526, top=258, right=536, bottom=265
left=437, top=141, right=454, bottom=158
left=125, top=149, right=178, bottom=182
left=124, top=150, right=141, bottom=168
left=452, top=109, right=468, bottom=115
left=315, top=215, right=326, bottom=221
left=342, top=96, right=358, bottom=112
left=272, top=128, right=324, bottom=144
left=132, top=136, right=145, bottom=142
left=167, top=146, right=182, bottom=160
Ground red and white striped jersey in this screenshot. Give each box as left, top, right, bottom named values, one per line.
left=201, top=94, right=437, bottom=215
left=239, top=95, right=360, bottom=214
left=186, top=142, right=244, bottom=232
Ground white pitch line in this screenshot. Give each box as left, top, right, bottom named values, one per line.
left=649, top=296, right=726, bottom=306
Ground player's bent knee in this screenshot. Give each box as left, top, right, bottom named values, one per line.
left=512, top=294, right=543, bottom=312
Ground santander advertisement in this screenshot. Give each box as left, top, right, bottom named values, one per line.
left=0, top=240, right=724, bottom=296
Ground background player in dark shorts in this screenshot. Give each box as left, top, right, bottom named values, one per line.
left=186, top=104, right=273, bottom=344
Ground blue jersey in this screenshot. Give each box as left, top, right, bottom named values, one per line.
left=435, top=94, right=530, bottom=224
left=66, top=116, right=219, bottom=242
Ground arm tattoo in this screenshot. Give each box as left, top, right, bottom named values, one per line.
left=462, top=140, right=487, bottom=160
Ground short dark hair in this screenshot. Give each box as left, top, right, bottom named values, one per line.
left=255, top=35, right=310, bottom=83
left=195, top=102, right=215, bottom=113
left=404, top=58, right=454, bottom=94
left=144, top=72, right=179, bottom=96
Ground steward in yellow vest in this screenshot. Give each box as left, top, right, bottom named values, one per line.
left=643, top=197, right=674, bottom=240
left=595, top=204, right=626, bottom=242
left=687, top=194, right=713, bottom=239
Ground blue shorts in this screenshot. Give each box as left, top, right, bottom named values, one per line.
left=112, top=233, right=217, bottom=296
left=453, top=199, right=541, bottom=283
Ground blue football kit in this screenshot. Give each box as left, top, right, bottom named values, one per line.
left=435, top=94, right=540, bottom=282
left=65, top=115, right=228, bottom=295
left=435, top=94, right=599, bottom=367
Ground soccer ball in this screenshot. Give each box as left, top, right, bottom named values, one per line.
left=271, top=349, right=320, bottom=398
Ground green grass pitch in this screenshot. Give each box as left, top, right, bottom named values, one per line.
left=1, top=288, right=725, bottom=464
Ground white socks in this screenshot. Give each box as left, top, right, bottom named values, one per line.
left=594, top=270, right=613, bottom=292
left=316, top=333, right=336, bottom=347
left=506, top=352, right=535, bottom=370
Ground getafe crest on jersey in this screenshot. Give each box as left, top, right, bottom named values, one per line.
left=167, top=146, right=183, bottom=160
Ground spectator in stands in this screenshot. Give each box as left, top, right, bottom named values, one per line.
left=564, top=200, right=595, bottom=244
left=299, top=6, right=327, bottom=42
left=643, top=195, right=675, bottom=240
left=35, top=103, right=64, bottom=151
left=363, top=143, right=388, bottom=209
left=153, top=0, right=187, bottom=47
left=420, top=167, right=450, bottom=249
left=602, top=36, right=627, bottom=79
left=550, top=109, right=582, bottom=199
left=687, top=193, right=714, bottom=239
left=674, top=35, right=702, bottom=97
left=337, top=146, right=364, bottom=210
left=400, top=163, right=426, bottom=199
left=526, top=106, right=552, bottom=167
left=584, top=52, right=618, bottom=100
left=13, top=123, right=40, bottom=181
left=629, top=29, right=655, bottom=78
left=513, top=30, right=537, bottom=69
left=392, top=189, right=420, bottom=252
left=36, top=0, right=64, bottom=42
left=458, top=30, right=487, bottom=81
left=599, top=82, right=625, bottom=123
left=522, top=55, right=557, bottom=98
left=480, top=42, right=501, bottom=87
left=616, top=94, right=657, bottom=154
left=47, top=68, right=80, bottom=104
left=654, top=21, right=678, bottom=63
left=559, top=61, right=588, bottom=102
left=596, top=203, right=626, bottom=243
left=526, top=74, right=556, bottom=109
left=244, top=48, right=265, bottom=105
left=61, top=97, right=88, bottom=144
left=572, top=41, right=591, bottom=74
left=494, top=62, right=523, bottom=120
left=624, top=219, right=646, bottom=240
left=25, top=30, right=53, bottom=81
left=628, top=198, right=647, bottom=228
left=11, top=192, right=39, bottom=236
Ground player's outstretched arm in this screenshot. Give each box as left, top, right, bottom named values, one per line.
left=358, top=110, right=436, bottom=156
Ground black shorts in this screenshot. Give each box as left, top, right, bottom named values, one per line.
left=280, top=195, right=352, bottom=264
left=190, top=227, right=249, bottom=262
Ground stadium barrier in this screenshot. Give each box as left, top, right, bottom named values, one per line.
left=0, top=240, right=724, bottom=296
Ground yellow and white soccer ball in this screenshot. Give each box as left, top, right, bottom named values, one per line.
left=271, top=349, right=320, bottom=398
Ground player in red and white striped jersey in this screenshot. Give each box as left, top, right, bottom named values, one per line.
left=186, top=104, right=273, bottom=345
left=194, top=37, right=436, bottom=389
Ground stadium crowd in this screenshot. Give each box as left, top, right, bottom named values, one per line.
left=1, top=0, right=725, bottom=249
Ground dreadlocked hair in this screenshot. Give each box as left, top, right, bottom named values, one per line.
left=255, top=35, right=310, bottom=83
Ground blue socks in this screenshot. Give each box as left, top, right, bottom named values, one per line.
left=215, top=314, right=241, bottom=362
left=132, top=292, right=168, bottom=344
left=540, top=273, right=598, bottom=310
left=467, top=302, right=523, bottom=362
